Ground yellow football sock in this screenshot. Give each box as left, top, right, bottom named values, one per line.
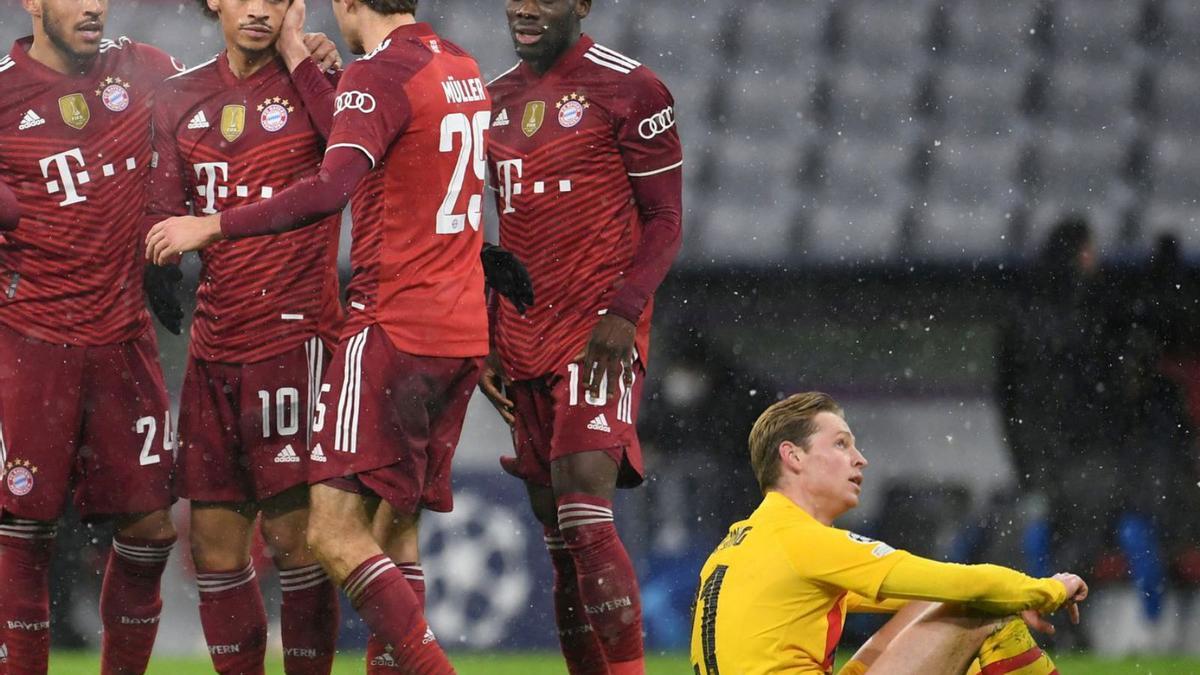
left=976, top=618, right=1058, bottom=674
left=836, top=659, right=869, bottom=675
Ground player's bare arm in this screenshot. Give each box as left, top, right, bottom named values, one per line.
left=479, top=352, right=516, bottom=426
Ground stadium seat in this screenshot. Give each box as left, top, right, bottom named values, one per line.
left=946, top=0, right=1040, bottom=67
left=818, top=139, right=913, bottom=206
left=826, top=65, right=924, bottom=140
left=808, top=203, right=904, bottom=262
left=917, top=200, right=1014, bottom=260
left=624, top=0, right=725, bottom=78
left=1153, top=62, right=1200, bottom=131
left=431, top=4, right=517, bottom=81
left=700, top=197, right=800, bottom=265
left=926, top=137, right=1022, bottom=205
left=838, top=0, right=936, bottom=70
left=1162, top=0, right=1200, bottom=63
left=1043, top=63, right=1140, bottom=133
left=931, top=64, right=1029, bottom=140
left=738, top=0, right=833, bottom=70
left=724, top=69, right=820, bottom=141
left=1051, top=0, right=1144, bottom=62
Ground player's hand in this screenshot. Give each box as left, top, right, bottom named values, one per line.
left=577, top=314, right=636, bottom=402
left=479, top=353, right=516, bottom=426
left=1052, top=572, right=1088, bottom=624
left=145, top=215, right=223, bottom=265
left=143, top=263, right=184, bottom=335
left=481, top=243, right=534, bottom=315
left=303, top=32, right=342, bottom=72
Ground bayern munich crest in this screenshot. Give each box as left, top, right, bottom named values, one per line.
left=258, top=97, right=294, bottom=133
left=4, top=460, right=36, bottom=497
left=556, top=92, right=589, bottom=128
left=95, top=77, right=131, bottom=112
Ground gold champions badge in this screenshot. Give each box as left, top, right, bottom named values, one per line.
left=220, top=104, right=247, bottom=142
left=521, top=100, right=546, bottom=137
left=58, top=93, right=90, bottom=130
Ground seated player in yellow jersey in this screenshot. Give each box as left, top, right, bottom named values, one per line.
left=689, top=392, right=1089, bottom=675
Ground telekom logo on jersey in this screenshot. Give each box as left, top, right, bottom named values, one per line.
left=193, top=162, right=276, bottom=213
left=39, top=147, right=139, bottom=207
left=493, top=159, right=573, bottom=215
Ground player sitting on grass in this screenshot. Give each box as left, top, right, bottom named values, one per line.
left=690, top=392, right=1089, bottom=675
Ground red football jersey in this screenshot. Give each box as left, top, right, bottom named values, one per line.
left=0, top=36, right=181, bottom=346
left=487, top=35, right=684, bottom=381
left=148, top=54, right=342, bottom=364
left=325, top=23, right=489, bottom=358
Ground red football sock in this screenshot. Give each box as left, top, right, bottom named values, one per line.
left=366, top=562, right=425, bottom=673
left=557, top=494, right=644, bottom=670
left=99, top=535, right=174, bottom=675
left=196, top=563, right=267, bottom=675
left=344, top=555, right=453, bottom=675
left=279, top=563, right=339, bottom=675
left=0, top=520, right=55, bottom=675
left=545, top=527, right=608, bottom=675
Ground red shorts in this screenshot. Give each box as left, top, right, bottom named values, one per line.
left=313, top=326, right=481, bottom=514
left=505, top=360, right=645, bottom=489
left=0, top=325, right=173, bottom=521
left=176, top=337, right=329, bottom=503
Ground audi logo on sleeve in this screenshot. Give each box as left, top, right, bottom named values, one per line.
left=637, top=106, right=675, bottom=139
left=335, top=91, right=377, bottom=116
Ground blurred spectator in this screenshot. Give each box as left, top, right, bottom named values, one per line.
left=995, top=216, right=1116, bottom=643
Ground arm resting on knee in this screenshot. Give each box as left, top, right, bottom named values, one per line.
left=877, top=555, right=1067, bottom=614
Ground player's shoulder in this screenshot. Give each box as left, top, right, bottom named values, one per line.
left=104, top=37, right=186, bottom=78
left=578, top=40, right=671, bottom=102
left=164, top=54, right=219, bottom=84
left=343, top=35, right=432, bottom=86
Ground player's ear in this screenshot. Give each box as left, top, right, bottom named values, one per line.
left=778, top=440, right=802, bottom=472
left=575, top=0, right=591, bottom=21
left=206, top=0, right=220, bottom=14
left=21, top=0, right=41, bottom=19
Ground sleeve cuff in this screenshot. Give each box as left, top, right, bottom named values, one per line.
left=605, top=296, right=645, bottom=324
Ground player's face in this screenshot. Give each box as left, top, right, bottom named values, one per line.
left=210, top=0, right=290, bottom=55
left=794, top=412, right=867, bottom=516
left=32, top=0, right=107, bottom=62
left=505, top=0, right=591, bottom=64
left=331, top=0, right=364, bottom=55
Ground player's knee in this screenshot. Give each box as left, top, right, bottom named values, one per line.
left=261, top=516, right=312, bottom=567
left=190, top=531, right=251, bottom=572
left=116, top=508, right=177, bottom=541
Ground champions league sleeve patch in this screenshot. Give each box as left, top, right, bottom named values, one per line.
left=847, top=531, right=897, bottom=558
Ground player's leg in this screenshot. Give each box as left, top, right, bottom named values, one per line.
left=527, top=480, right=609, bottom=675
left=0, top=328, right=84, bottom=675
left=364, top=503, right=422, bottom=673
left=860, top=603, right=1003, bottom=674
left=189, top=502, right=266, bottom=675
left=79, top=333, right=177, bottom=675
left=838, top=601, right=934, bottom=674
left=305, top=328, right=455, bottom=673
left=245, top=340, right=339, bottom=675
left=307, top=484, right=453, bottom=673
left=261, top=487, right=338, bottom=675
left=549, top=362, right=648, bottom=674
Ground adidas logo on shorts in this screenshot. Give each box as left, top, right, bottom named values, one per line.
left=274, top=444, right=301, bottom=464
left=587, top=413, right=611, bottom=433
left=310, top=444, right=327, bottom=463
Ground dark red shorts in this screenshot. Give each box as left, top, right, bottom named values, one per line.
left=313, top=326, right=481, bottom=514
left=0, top=325, right=173, bottom=521
left=505, top=360, right=645, bottom=489
left=176, top=337, right=329, bottom=503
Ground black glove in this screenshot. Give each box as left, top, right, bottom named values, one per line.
left=143, top=263, right=184, bottom=335
left=481, top=243, right=534, bottom=315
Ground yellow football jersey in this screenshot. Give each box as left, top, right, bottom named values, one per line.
left=689, top=492, right=911, bottom=674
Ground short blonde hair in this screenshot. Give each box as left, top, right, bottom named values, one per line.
left=748, top=392, right=843, bottom=493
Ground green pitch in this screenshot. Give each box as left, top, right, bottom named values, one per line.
left=44, top=651, right=1200, bottom=674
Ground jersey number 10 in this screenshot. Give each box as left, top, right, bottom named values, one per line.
left=437, top=110, right=491, bottom=235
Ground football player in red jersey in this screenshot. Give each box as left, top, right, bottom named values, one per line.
left=479, top=1, right=684, bottom=673
left=144, top=0, right=343, bottom=672
left=145, top=0, right=534, bottom=671
left=0, top=1, right=185, bottom=672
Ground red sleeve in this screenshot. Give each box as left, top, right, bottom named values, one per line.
left=324, top=59, right=413, bottom=169
left=142, top=82, right=192, bottom=240
left=290, top=58, right=338, bottom=140
left=219, top=146, right=369, bottom=239
left=0, top=180, right=20, bottom=231
left=607, top=70, right=684, bottom=323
